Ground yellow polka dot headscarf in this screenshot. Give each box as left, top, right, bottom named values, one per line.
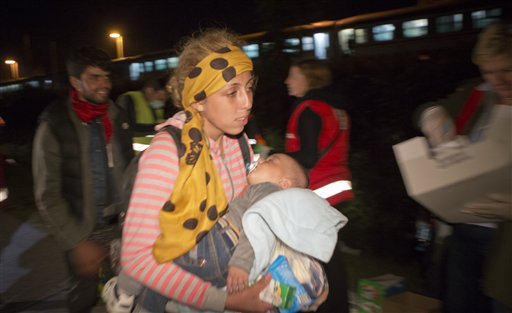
left=153, top=45, right=253, bottom=263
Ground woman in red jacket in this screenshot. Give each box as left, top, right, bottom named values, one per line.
left=285, top=59, right=353, bottom=313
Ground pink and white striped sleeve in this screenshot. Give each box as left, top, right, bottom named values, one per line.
left=120, top=131, right=226, bottom=311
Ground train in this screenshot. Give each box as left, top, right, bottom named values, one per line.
left=0, top=0, right=509, bottom=96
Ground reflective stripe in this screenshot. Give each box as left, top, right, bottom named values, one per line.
left=132, top=135, right=154, bottom=152
left=0, top=188, right=8, bottom=202
left=133, top=143, right=150, bottom=152
left=313, top=180, right=352, bottom=199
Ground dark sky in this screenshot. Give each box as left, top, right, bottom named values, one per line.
left=0, top=0, right=415, bottom=76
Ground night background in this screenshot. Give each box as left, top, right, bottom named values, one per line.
left=1, top=0, right=505, bottom=311
left=0, top=0, right=415, bottom=78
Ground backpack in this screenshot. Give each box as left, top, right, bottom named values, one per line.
left=118, top=125, right=252, bottom=224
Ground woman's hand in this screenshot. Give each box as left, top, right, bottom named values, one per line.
left=225, top=273, right=274, bottom=313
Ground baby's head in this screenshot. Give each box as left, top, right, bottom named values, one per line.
left=247, top=153, right=308, bottom=189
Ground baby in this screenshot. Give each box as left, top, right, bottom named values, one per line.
left=103, top=153, right=309, bottom=312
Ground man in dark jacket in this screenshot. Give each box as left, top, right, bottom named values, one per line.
left=32, top=46, right=133, bottom=313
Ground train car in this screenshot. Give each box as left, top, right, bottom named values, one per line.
left=0, top=0, right=509, bottom=96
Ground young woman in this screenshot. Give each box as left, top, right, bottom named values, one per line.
left=120, top=29, right=273, bottom=313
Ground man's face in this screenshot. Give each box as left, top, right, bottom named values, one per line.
left=479, top=54, right=512, bottom=103
left=70, top=66, right=111, bottom=104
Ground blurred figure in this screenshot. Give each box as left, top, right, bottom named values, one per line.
left=416, top=22, right=512, bottom=313
left=32, top=46, right=133, bottom=313
left=116, top=74, right=171, bottom=151
left=0, top=115, right=7, bottom=209
left=284, top=59, right=353, bottom=313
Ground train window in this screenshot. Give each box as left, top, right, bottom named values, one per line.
left=355, top=28, right=368, bottom=44
left=26, top=80, right=40, bottom=88
left=472, top=8, right=502, bottom=29
left=436, top=14, right=463, bottom=33
left=302, top=37, right=314, bottom=51
left=0, top=84, right=21, bottom=94
left=283, top=38, right=301, bottom=53
left=403, top=19, right=428, bottom=38
left=129, top=63, right=143, bottom=81
left=261, top=42, right=276, bottom=54
left=144, top=61, right=154, bottom=72
left=313, top=32, right=329, bottom=60
left=242, top=44, right=260, bottom=58
left=167, top=57, right=179, bottom=68
left=373, top=24, right=396, bottom=41
left=338, top=28, right=355, bottom=54
left=44, top=79, right=53, bottom=89
left=155, top=59, right=167, bottom=71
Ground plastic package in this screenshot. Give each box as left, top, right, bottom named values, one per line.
left=259, top=242, right=328, bottom=313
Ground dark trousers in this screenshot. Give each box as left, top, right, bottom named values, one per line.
left=315, top=246, right=350, bottom=313
left=64, top=225, right=116, bottom=313
left=315, top=200, right=350, bottom=313
left=443, top=224, right=494, bottom=313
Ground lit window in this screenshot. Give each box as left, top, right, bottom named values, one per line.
left=155, top=59, right=167, bottom=71
left=129, top=63, right=143, bottom=81
left=167, top=57, right=179, bottom=68
left=242, top=44, right=260, bottom=58
left=472, top=8, right=502, bottom=29
left=338, top=28, right=355, bottom=53
left=403, top=19, right=428, bottom=38
left=373, top=24, right=395, bottom=41
left=261, top=42, right=275, bottom=53
left=436, top=14, right=463, bottom=33
left=355, top=28, right=368, bottom=44
left=144, top=61, right=154, bottom=72
left=302, top=37, right=314, bottom=51
left=26, top=80, right=40, bottom=88
left=313, top=32, right=329, bottom=60
left=283, top=38, right=300, bottom=53
left=43, top=80, right=53, bottom=89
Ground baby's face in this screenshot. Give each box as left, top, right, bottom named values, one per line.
left=247, top=154, right=290, bottom=186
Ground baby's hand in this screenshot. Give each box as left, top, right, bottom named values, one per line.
left=227, top=266, right=249, bottom=294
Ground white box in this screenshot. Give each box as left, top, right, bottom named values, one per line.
left=393, top=105, right=511, bottom=223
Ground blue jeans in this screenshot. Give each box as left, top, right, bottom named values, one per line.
left=139, top=222, right=236, bottom=312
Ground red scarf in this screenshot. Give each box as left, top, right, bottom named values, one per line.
left=70, top=88, right=112, bottom=142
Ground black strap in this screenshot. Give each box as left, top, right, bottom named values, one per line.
left=237, top=134, right=251, bottom=174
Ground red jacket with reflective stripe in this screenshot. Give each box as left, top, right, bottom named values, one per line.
left=285, top=99, right=353, bottom=205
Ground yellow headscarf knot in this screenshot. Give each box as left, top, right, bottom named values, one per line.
left=153, top=45, right=253, bottom=263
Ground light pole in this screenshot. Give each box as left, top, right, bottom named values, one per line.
left=4, top=60, right=19, bottom=79
left=109, top=33, right=124, bottom=58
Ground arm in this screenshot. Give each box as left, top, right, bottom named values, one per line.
left=32, top=122, right=87, bottom=250
left=287, top=108, right=321, bottom=169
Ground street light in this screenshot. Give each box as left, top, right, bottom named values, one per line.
left=4, top=60, right=19, bottom=79
left=109, top=32, right=124, bottom=58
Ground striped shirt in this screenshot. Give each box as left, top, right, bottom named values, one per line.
left=120, top=130, right=250, bottom=311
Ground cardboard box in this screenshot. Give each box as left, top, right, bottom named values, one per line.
left=356, top=274, right=406, bottom=313
left=382, top=292, right=441, bottom=313
left=393, top=105, right=511, bottom=223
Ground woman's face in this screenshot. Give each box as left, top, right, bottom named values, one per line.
left=285, top=66, right=309, bottom=97
left=479, top=54, right=512, bottom=104
left=194, top=71, right=255, bottom=140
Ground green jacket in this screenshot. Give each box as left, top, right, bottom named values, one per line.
left=32, top=98, right=133, bottom=250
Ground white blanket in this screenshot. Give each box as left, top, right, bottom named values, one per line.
left=243, top=188, right=348, bottom=280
